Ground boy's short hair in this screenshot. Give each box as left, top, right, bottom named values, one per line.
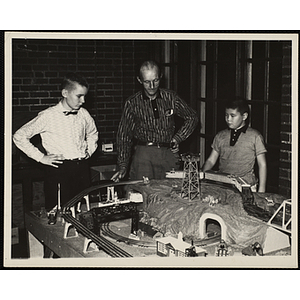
left=225, top=98, right=250, bottom=116
left=61, top=72, right=89, bottom=91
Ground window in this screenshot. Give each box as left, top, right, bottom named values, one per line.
left=195, top=40, right=283, bottom=193
left=150, top=39, right=285, bottom=193
left=150, top=40, right=178, bottom=90
left=158, top=242, right=166, bottom=254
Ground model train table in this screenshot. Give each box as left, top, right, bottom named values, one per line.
left=25, top=178, right=291, bottom=258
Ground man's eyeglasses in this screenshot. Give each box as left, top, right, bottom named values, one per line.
left=143, top=78, right=160, bottom=86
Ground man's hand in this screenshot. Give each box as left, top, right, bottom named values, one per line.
left=111, top=168, right=127, bottom=182
left=170, top=138, right=179, bottom=154
left=40, top=154, right=64, bottom=168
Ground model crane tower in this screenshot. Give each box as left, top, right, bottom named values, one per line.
left=181, top=153, right=201, bottom=201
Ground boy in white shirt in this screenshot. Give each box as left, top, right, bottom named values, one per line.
left=13, top=72, right=98, bottom=209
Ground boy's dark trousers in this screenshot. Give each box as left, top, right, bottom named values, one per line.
left=44, top=159, right=90, bottom=210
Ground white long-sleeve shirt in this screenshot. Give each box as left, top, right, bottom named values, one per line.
left=13, top=101, right=98, bottom=162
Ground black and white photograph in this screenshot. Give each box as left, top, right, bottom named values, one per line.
left=3, top=31, right=298, bottom=269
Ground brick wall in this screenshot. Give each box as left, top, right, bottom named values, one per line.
left=12, top=38, right=150, bottom=147
left=12, top=39, right=293, bottom=198
left=278, top=41, right=292, bottom=198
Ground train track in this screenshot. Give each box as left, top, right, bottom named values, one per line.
left=63, top=212, right=132, bottom=257
left=62, top=180, right=145, bottom=258
left=100, top=222, right=156, bottom=249
left=192, top=233, right=221, bottom=247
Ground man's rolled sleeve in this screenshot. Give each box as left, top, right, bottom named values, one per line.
left=173, top=94, right=198, bottom=143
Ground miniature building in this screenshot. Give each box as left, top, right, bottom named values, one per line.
left=128, top=191, right=143, bottom=203
left=156, top=232, right=207, bottom=257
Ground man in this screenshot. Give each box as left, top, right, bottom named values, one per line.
left=111, top=60, right=198, bottom=181
left=13, top=72, right=99, bottom=210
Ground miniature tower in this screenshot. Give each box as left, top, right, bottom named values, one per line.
left=181, top=153, right=201, bottom=201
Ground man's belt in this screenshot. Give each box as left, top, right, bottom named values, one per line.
left=137, top=141, right=170, bottom=148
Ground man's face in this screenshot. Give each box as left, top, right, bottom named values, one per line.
left=225, top=108, right=247, bottom=130
left=138, top=66, right=161, bottom=99
left=62, top=82, right=88, bottom=111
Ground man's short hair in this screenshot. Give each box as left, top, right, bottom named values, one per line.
left=61, top=72, right=89, bottom=90
left=138, top=60, right=161, bottom=78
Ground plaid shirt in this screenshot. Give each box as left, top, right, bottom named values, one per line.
left=116, top=88, right=198, bottom=170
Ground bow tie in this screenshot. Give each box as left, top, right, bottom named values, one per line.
left=63, top=111, right=78, bottom=116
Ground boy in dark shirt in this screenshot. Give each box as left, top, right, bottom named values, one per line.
left=202, top=99, right=267, bottom=192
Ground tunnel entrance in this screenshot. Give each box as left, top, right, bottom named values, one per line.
left=205, top=218, right=221, bottom=238
left=199, top=213, right=228, bottom=242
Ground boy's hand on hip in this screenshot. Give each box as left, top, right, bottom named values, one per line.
left=40, top=154, right=64, bottom=168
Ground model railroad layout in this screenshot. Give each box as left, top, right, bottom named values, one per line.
left=203, top=170, right=291, bottom=227
left=60, top=171, right=291, bottom=257
left=62, top=180, right=146, bottom=257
